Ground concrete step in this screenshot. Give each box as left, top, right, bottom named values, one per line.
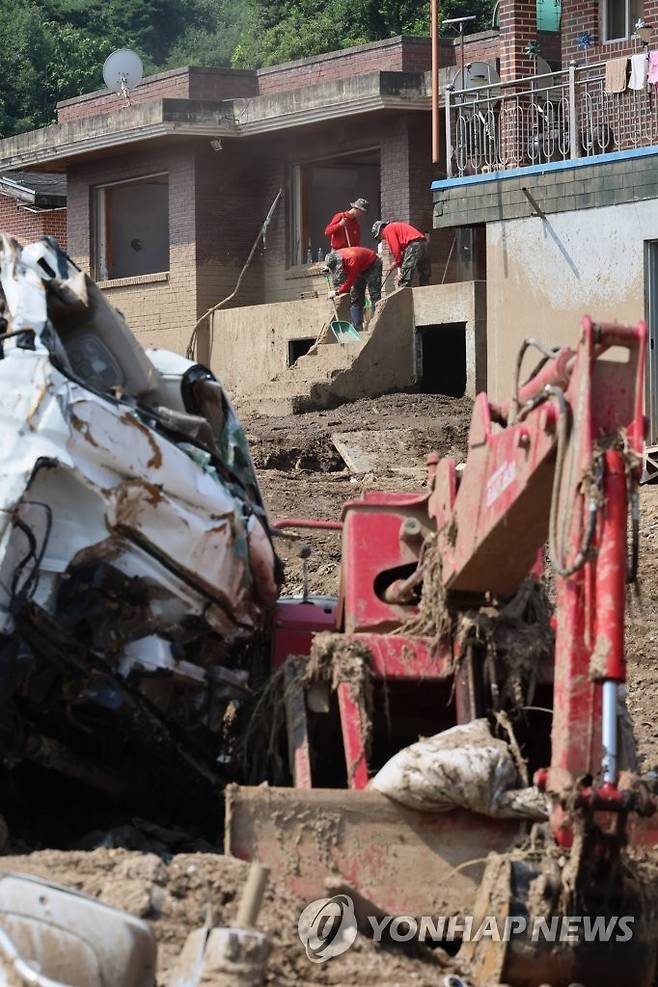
left=288, top=342, right=364, bottom=377
left=237, top=391, right=323, bottom=417
left=235, top=330, right=373, bottom=418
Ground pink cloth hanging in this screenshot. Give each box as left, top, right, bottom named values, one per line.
left=649, top=50, right=658, bottom=85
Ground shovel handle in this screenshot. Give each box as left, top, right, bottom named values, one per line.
left=236, top=862, right=270, bottom=929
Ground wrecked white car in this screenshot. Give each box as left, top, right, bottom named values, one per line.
left=0, top=235, right=281, bottom=818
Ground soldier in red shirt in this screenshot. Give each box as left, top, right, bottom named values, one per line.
left=324, top=197, right=369, bottom=251
left=372, top=220, right=431, bottom=287
left=323, top=245, right=382, bottom=330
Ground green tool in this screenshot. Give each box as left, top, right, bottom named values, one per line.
left=324, top=275, right=361, bottom=342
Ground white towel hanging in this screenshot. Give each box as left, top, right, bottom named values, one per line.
left=629, top=52, right=649, bottom=90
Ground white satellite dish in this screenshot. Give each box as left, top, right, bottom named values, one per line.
left=451, top=62, right=501, bottom=107
left=529, top=57, right=563, bottom=103
left=103, top=49, right=144, bottom=96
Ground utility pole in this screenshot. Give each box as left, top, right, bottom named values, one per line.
left=431, top=0, right=440, bottom=164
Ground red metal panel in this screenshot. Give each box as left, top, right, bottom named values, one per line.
left=346, top=633, right=453, bottom=679
left=227, top=786, right=521, bottom=917
left=340, top=494, right=432, bottom=634
left=271, top=599, right=337, bottom=670
left=593, top=450, right=628, bottom=683
left=546, top=322, right=645, bottom=815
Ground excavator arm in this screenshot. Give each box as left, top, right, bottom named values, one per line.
left=432, top=318, right=651, bottom=840
left=228, top=318, right=657, bottom=987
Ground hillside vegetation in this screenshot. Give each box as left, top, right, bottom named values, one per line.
left=1, top=0, right=493, bottom=136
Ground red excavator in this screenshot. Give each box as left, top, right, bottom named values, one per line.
left=229, top=317, right=658, bottom=987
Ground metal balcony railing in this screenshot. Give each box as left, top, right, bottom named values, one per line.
left=446, top=60, right=658, bottom=177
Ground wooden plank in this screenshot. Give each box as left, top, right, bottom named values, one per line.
left=225, top=785, right=520, bottom=916
left=331, top=434, right=375, bottom=475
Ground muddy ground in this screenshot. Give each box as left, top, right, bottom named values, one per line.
left=3, top=391, right=658, bottom=986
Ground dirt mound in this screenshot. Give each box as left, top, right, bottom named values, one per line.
left=0, top=849, right=451, bottom=986
left=247, top=392, right=471, bottom=476
left=250, top=392, right=472, bottom=597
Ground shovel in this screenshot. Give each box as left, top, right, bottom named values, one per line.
left=324, top=275, right=361, bottom=342
left=170, top=862, right=271, bottom=987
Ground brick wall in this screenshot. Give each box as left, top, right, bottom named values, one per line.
left=57, top=67, right=260, bottom=123
left=254, top=38, right=432, bottom=95
left=235, top=112, right=454, bottom=306
left=499, top=0, right=539, bottom=79
left=0, top=196, right=67, bottom=248
left=55, top=35, right=503, bottom=127
left=451, top=30, right=502, bottom=69
left=561, top=0, right=657, bottom=65
left=189, top=69, right=258, bottom=100
left=57, top=68, right=192, bottom=123
left=67, top=144, right=197, bottom=352
left=193, top=140, right=266, bottom=362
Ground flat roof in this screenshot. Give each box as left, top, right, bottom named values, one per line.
left=0, top=171, right=67, bottom=205
left=0, top=71, right=435, bottom=172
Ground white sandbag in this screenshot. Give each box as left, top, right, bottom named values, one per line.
left=370, top=718, right=548, bottom=820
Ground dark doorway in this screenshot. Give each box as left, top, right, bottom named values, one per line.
left=290, top=148, right=381, bottom=265
left=417, top=323, right=467, bottom=396
left=288, top=337, right=315, bottom=366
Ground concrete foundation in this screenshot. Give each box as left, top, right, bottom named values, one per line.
left=214, top=281, right=486, bottom=416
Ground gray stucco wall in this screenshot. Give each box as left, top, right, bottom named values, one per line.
left=486, top=198, right=656, bottom=403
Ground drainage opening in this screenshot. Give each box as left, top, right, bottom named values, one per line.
left=417, top=323, right=466, bottom=397
left=288, top=337, right=315, bottom=366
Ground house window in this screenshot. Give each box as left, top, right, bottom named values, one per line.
left=290, top=149, right=380, bottom=266
left=94, top=173, right=169, bottom=280
left=601, top=0, right=642, bottom=41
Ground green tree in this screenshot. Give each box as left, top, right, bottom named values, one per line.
left=166, top=0, right=249, bottom=68
left=0, top=2, right=52, bottom=135
left=45, top=24, right=116, bottom=104
left=231, top=0, right=373, bottom=68
left=0, top=0, right=497, bottom=138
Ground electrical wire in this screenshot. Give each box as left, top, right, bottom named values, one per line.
left=546, top=385, right=600, bottom=577
left=9, top=502, right=53, bottom=606
left=186, top=188, right=283, bottom=362
left=510, top=337, right=560, bottom=425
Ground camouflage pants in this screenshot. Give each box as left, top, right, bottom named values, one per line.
left=333, top=256, right=382, bottom=307
left=349, top=257, right=382, bottom=310
left=398, top=239, right=431, bottom=287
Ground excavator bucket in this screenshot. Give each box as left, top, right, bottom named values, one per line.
left=226, top=785, right=521, bottom=917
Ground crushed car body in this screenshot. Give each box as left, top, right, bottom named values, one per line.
left=0, top=235, right=281, bottom=815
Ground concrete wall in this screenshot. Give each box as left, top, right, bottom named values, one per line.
left=433, top=149, right=658, bottom=230
left=211, top=281, right=486, bottom=401
left=486, top=198, right=653, bottom=402
left=210, top=296, right=335, bottom=396
left=413, top=281, right=487, bottom=395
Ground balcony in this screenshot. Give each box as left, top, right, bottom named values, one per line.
left=446, top=60, right=658, bottom=177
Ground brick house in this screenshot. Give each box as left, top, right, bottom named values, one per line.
left=0, top=173, right=67, bottom=248
left=0, top=41, right=423, bottom=348
left=0, top=34, right=527, bottom=400
left=433, top=0, right=658, bottom=453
